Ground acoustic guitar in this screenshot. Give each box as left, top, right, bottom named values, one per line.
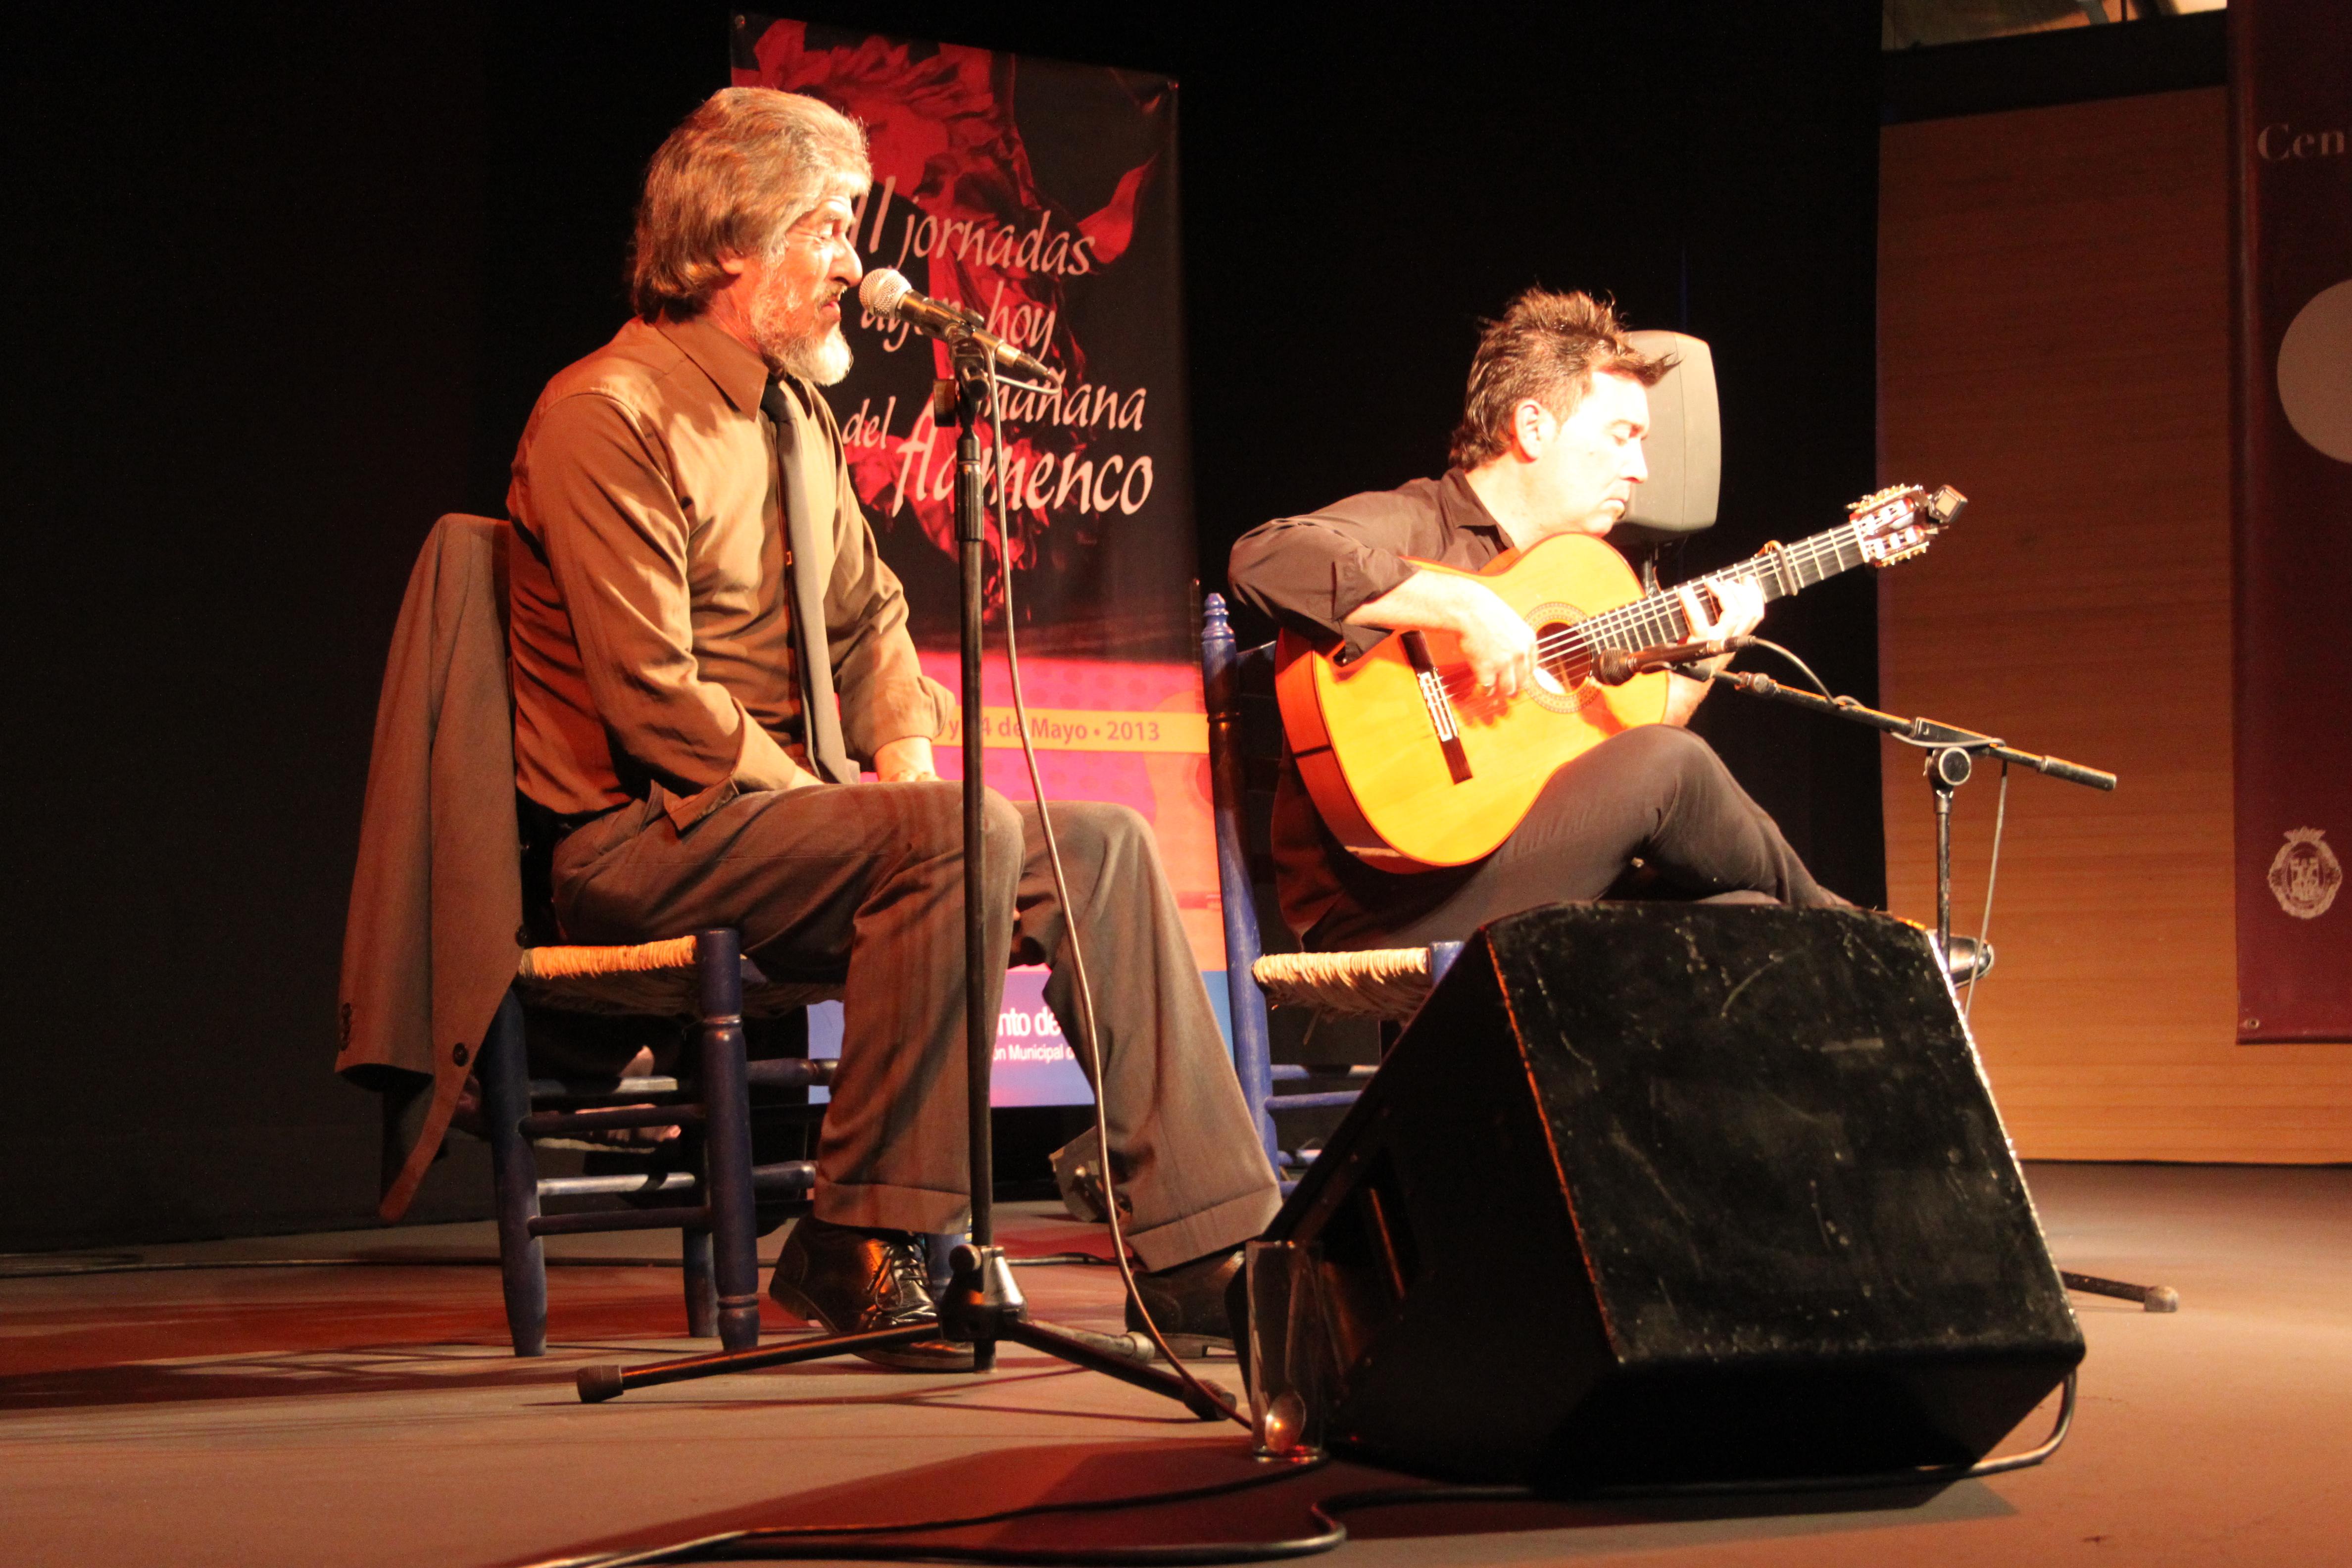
left=1275, top=484, right=1964, bottom=871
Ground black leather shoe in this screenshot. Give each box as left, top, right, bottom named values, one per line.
left=1125, top=1245, right=1244, bottom=1358
left=768, top=1216, right=975, bottom=1372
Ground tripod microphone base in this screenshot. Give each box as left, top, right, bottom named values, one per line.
left=574, top=1244, right=1238, bottom=1417
left=997, top=1317, right=1237, bottom=1421
left=2062, top=1271, right=2181, bottom=1313
left=575, top=1320, right=951, bottom=1402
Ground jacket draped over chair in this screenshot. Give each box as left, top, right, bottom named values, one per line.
left=337, top=514, right=522, bottom=1222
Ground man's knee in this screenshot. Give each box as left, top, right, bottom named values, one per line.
left=859, top=782, right=1021, bottom=890
left=1014, top=801, right=1163, bottom=931
left=1613, top=723, right=1728, bottom=788
left=885, top=779, right=972, bottom=861
left=980, top=789, right=1025, bottom=884
left=1531, top=726, right=1734, bottom=836
left=1617, top=722, right=1712, bottom=764
left=1037, top=799, right=1153, bottom=878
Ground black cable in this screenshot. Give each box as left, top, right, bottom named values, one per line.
left=1743, top=637, right=1834, bottom=699
left=1716, top=636, right=2016, bottom=1003
left=0, top=1250, right=1117, bottom=1283
left=521, top=1371, right=2073, bottom=1567
left=1963, top=758, right=2010, bottom=1021
left=982, top=360, right=1247, bottom=1427
left=520, top=1456, right=1335, bottom=1568
left=0, top=1255, right=682, bottom=1280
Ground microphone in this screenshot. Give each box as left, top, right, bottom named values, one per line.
left=858, top=268, right=1061, bottom=383
left=1593, top=636, right=1754, bottom=687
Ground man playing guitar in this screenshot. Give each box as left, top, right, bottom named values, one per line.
left=1226, top=288, right=1847, bottom=951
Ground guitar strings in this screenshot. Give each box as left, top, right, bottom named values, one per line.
left=1422, top=521, right=1878, bottom=704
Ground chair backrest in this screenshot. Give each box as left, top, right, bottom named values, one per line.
left=1202, top=593, right=1284, bottom=1163
left=1203, top=598, right=1446, bottom=1174
left=1614, top=330, right=1720, bottom=546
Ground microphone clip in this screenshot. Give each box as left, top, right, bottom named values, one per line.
left=1593, top=636, right=1753, bottom=687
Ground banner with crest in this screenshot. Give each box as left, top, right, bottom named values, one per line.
left=731, top=17, right=1225, bottom=1100
left=2231, top=0, right=2351, bottom=1042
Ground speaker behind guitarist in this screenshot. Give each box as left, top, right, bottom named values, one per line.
left=1227, top=288, right=1847, bottom=953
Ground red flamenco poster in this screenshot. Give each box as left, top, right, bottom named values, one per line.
left=2231, top=0, right=2352, bottom=1043
left=731, top=17, right=1225, bottom=1099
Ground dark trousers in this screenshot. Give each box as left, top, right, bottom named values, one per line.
left=550, top=782, right=1280, bottom=1269
left=1310, top=724, right=1843, bottom=950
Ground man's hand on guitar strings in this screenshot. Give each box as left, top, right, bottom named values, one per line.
left=1345, top=571, right=1537, bottom=698
left=1662, top=577, right=1766, bottom=725
left=1676, top=577, right=1765, bottom=676
left=1454, top=578, right=1539, bottom=697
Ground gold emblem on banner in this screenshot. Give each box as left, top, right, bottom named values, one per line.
left=2267, top=828, right=2343, bottom=920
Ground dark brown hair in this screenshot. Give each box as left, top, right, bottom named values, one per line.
left=1449, top=289, right=1672, bottom=469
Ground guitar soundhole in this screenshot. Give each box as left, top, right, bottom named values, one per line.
left=1528, top=609, right=1601, bottom=715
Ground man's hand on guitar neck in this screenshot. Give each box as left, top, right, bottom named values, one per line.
left=1663, top=576, right=1766, bottom=726
left=1344, top=572, right=1537, bottom=697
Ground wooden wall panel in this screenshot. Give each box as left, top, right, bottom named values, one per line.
left=1877, top=88, right=2352, bottom=1162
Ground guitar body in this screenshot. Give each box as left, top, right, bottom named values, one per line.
left=1276, top=532, right=1672, bottom=873
left=1272, top=482, right=1959, bottom=873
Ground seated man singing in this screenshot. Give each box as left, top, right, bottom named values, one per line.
left=507, top=88, right=1277, bottom=1367
left=1227, top=289, right=1846, bottom=952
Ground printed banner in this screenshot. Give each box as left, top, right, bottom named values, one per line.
left=2231, top=0, right=2352, bottom=1041
left=733, top=19, right=1225, bottom=1099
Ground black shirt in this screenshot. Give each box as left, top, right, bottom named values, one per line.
left=1225, top=469, right=1512, bottom=935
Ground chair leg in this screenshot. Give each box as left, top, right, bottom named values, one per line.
left=481, top=988, right=547, bottom=1357
left=681, top=1227, right=718, bottom=1339
left=1202, top=596, right=1283, bottom=1169
left=1232, top=975, right=1280, bottom=1166
left=696, top=928, right=762, bottom=1352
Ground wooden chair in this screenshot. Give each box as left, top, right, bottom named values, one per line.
left=1200, top=594, right=1461, bottom=1177
left=479, top=928, right=842, bottom=1356
left=345, top=513, right=851, bottom=1359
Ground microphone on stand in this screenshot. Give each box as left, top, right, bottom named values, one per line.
left=1593, top=635, right=1755, bottom=687
left=858, top=268, right=1062, bottom=383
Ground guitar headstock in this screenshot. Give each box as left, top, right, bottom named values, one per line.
left=1850, top=484, right=1965, bottom=567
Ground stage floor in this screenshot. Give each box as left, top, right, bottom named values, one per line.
left=4, top=1164, right=2348, bottom=1567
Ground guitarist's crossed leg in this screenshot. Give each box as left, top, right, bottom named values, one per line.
left=1304, top=725, right=1845, bottom=952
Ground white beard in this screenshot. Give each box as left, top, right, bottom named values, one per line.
left=777, top=323, right=853, bottom=386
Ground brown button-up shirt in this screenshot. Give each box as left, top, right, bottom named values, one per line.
left=507, top=313, right=948, bottom=827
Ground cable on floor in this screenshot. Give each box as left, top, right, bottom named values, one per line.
left=522, top=1374, right=2075, bottom=1567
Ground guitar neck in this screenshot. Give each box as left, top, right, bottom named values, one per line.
left=1581, top=520, right=1877, bottom=652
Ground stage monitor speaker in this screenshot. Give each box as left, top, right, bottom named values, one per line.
left=1264, top=903, right=2083, bottom=1489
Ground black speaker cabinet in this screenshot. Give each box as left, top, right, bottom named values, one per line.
left=1265, top=903, right=2083, bottom=1488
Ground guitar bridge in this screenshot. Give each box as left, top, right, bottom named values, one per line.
left=1403, top=632, right=1474, bottom=784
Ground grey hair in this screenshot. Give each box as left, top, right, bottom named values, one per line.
left=630, top=87, right=870, bottom=322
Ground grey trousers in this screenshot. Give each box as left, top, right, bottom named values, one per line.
left=549, top=781, right=1281, bottom=1270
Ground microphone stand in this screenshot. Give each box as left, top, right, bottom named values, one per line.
left=1693, top=665, right=2180, bottom=1314
left=572, top=338, right=1233, bottom=1411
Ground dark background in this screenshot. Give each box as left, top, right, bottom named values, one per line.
left=4, top=0, right=1886, bottom=1250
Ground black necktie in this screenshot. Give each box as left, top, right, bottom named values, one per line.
left=761, top=380, right=856, bottom=785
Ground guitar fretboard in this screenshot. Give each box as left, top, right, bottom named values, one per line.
left=1557, top=519, right=1881, bottom=659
